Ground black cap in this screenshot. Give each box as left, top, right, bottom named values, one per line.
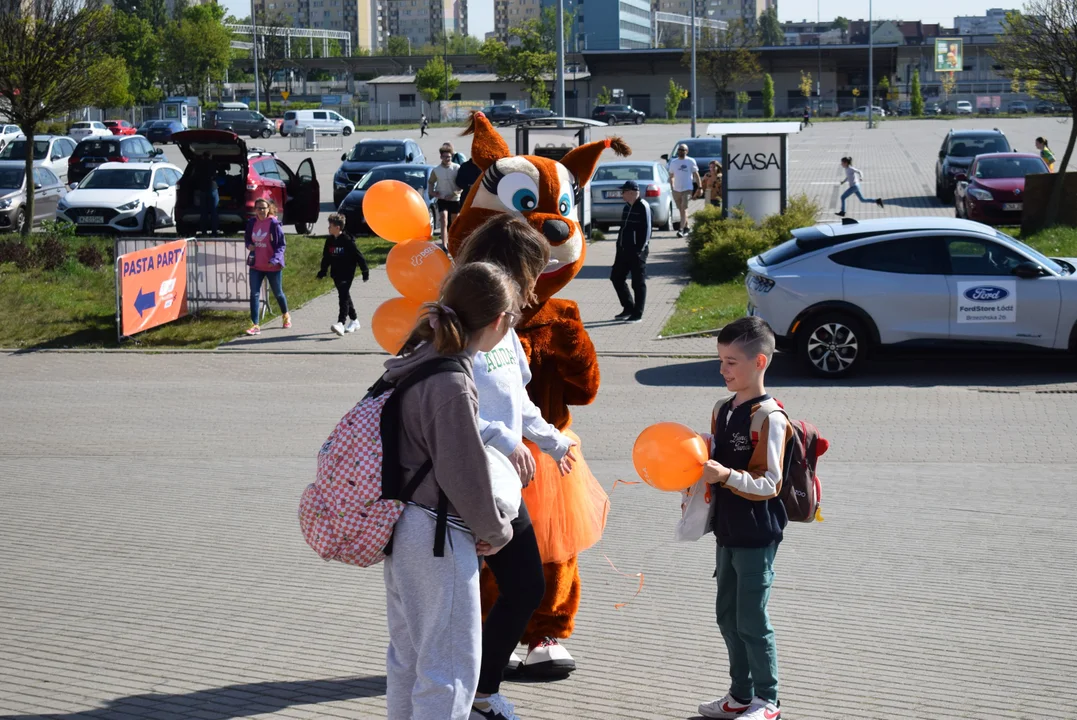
left=620, top=180, right=639, bottom=191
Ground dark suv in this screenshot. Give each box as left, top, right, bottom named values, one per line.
left=935, top=128, right=1011, bottom=202
left=592, top=104, right=646, bottom=125
left=68, top=135, right=164, bottom=184
left=204, top=109, right=277, bottom=139
left=481, top=105, right=524, bottom=125
left=333, top=138, right=426, bottom=206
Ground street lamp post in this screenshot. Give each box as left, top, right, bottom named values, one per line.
left=868, top=0, right=875, bottom=129
left=555, top=0, right=565, bottom=117
left=690, top=0, right=697, bottom=137
left=251, top=0, right=261, bottom=113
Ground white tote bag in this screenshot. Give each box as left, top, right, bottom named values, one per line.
left=485, top=446, right=522, bottom=521
left=674, top=477, right=714, bottom=542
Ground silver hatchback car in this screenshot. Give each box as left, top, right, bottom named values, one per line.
left=746, top=217, right=1077, bottom=377
left=590, top=161, right=673, bottom=232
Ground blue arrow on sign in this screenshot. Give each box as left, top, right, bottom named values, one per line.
left=134, top=288, right=156, bottom=317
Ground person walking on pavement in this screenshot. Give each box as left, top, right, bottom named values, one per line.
left=702, top=161, right=723, bottom=209
left=196, top=152, right=220, bottom=237
left=244, top=198, right=290, bottom=335
left=802, top=105, right=812, bottom=129
left=420, top=113, right=429, bottom=138
left=611, top=180, right=651, bottom=324
left=429, top=148, right=462, bottom=247
left=668, top=143, right=701, bottom=237
left=317, top=212, right=369, bottom=337
left=836, top=156, right=884, bottom=217
left=1036, top=137, right=1056, bottom=172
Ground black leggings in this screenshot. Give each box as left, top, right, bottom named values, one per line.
left=477, top=502, right=545, bottom=694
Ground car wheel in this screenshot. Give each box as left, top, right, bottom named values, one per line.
left=607, top=117, right=616, bottom=125
left=343, top=126, right=352, bottom=136
left=296, top=222, right=310, bottom=235
left=261, top=128, right=272, bottom=139
left=634, top=116, right=643, bottom=125
left=797, top=312, right=868, bottom=378
left=659, top=203, right=673, bottom=231
left=142, top=208, right=157, bottom=234
left=13, top=208, right=26, bottom=234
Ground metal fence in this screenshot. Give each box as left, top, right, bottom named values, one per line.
left=287, top=130, right=346, bottom=151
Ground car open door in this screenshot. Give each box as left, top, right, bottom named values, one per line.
left=290, top=158, right=320, bottom=233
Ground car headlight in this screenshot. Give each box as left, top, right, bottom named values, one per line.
left=0, top=197, right=12, bottom=210
left=57, top=198, right=69, bottom=211
left=968, top=188, right=993, bottom=201
left=747, top=274, right=775, bottom=293
left=949, top=165, right=966, bottom=174
left=117, top=199, right=141, bottom=211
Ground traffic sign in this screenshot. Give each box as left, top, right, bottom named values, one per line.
left=281, top=90, right=290, bottom=100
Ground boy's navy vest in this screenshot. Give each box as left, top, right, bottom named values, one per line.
left=710, top=395, right=788, bottom=548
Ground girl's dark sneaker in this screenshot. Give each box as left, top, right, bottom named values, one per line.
left=876, top=198, right=885, bottom=208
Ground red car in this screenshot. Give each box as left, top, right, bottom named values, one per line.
left=172, top=129, right=320, bottom=235
left=955, top=152, right=1049, bottom=225
left=104, top=120, right=137, bottom=136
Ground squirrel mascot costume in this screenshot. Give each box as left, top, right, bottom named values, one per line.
left=448, top=112, right=630, bottom=676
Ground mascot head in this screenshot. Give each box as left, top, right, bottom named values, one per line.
left=448, top=112, right=630, bottom=303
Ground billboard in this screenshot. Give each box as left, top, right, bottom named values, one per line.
left=935, top=38, right=963, bottom=72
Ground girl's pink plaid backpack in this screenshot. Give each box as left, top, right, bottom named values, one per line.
left=298, top=358, right=465, bottom=566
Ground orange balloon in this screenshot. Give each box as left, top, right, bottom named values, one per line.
left=632, top=422, right=709, bottom=492
left=371, top=297, right=423, bottom=355
left=386, top=241, right=451, bottom=303
left=363, top=180, right=432, bottom=243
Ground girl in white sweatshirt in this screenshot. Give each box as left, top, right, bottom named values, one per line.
left=837, top=156, right=885, bottom=216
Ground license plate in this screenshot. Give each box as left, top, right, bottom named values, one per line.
left=1003, top=202, right=1023, bottom=211
left=79, top=216, right=105, bottom=224
left=603, top=190, right=622, bottom=199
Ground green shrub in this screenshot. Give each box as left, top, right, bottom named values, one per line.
left=35, top=236, right=68, bottom=271
left=76, top=243, right=107, bottom=269
left=0, top=238, right=33, bottom=268
left=687, top=194, right=821, bottom=283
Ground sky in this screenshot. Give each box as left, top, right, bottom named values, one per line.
left=219, top=0, right=1011, bottom=45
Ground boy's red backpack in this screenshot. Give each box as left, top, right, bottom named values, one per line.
left=750, top=401, right=829, bottom=523
left=298, top=358, right=466, bottom=567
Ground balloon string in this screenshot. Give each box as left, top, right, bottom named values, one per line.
left=603, top=554, right=644, bottom=610
left=610, top=479, right=641, bottom=493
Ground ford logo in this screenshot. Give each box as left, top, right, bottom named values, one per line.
left=964, top=285, right=1009, bottom=301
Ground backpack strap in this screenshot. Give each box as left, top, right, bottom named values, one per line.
left=749, top=399, right=788, bottom=443
left=710, top=397, right=733, bottom=458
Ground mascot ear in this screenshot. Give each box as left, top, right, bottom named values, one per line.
left=462, top=112, right=511, bottom=171
left=560, top=136, right=631, bottom=185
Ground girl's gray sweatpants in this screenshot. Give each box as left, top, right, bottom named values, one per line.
left=384, top=505, right=481, bottom=719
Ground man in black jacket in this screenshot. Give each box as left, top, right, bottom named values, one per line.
left=611, top=180, right=651, bottom=323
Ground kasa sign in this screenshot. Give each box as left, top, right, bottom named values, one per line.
left=723, top=133, right=788, bottom=221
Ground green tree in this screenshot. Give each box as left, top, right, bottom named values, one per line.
left=0, top=0, right=116, bottom=234
left=664, top=79, right=687, bottom=120
left=385, top=35, right=411, bottom=55
left=160, top=3, right=232, bottom=98
left=833, top=16, right=850, bottom=38
left=799, top=71, right=812, bottom=100
left=113, top=9, right=163, bottom=105
left=735, top=90, right=750, bottom=118
left=878, top=75, right=891, bottom=100
left=687, top=19, right=761, bottom=117
left=757, top=7, right=783, bottom=46
left=91, top=56, right=135, bottom=109
left=994, top=0, right=1077, bottom=225
left=415, top=55, right=459, bottom=103
left=910, top=68, right=924, bottom=116
left=481, top=8, right=570, bottom=107
left=597, top=86, right=613, bottom=105
left=761, top=73, right=774, bottom=118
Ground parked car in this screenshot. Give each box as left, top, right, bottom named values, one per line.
left=337, top=164, right=438, bottom=233
left=590, top=161, right=673, bottom=232
left=0, top=163, right=67, bottom=233
left=0, top=135, right=77, bottom=181
left=935, top=128, right=1012, bottom=202
left=661, top=138, right=724, bottom=176
left=145, top=120, right=185, bottom=144
left=68, top=121, right=111, bottom=142
left=206, top=108, right=279, bottom=139
left=1034, top=100, right=1057, bottom=114
left=1008, top=101, right=1030, bottom=114
left=280, top=109, right=355, bottom=137
left=0, top=124, right=21, bottom=152
left=333, top=138, right=426, bottom=206
left=956, top=100, right=974, bottom=115
left=839, top=105, right=886, bottom=119
left=104, top=120, right=137, bottom=136
left=171, top=129, right=320, bottom=235
left=68, top=135, right=165, bottom=185
left=57, top=162, right=182, bottom=234
left=745, top=217, right=1077, bottom=377
left=926, top=102, right=943, bottom=115
left=520, top=108, right=557, bottom=124
left=978, top=105, right=1001, bottom=116
left=591, top=104, right=646, bottom=125
left=135, top=119, right=158, bottom=137
left=955, top=153, right=1049, bottom=225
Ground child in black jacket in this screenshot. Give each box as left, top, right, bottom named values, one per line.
left=317, top=213, right=369, bottom=336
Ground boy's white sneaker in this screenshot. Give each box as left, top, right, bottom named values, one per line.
left=698, top=693, right=752, bottom=718
left=330, top=322, right=345, bottom=336
left=739, top=698, right=781, bottom=720
left=344, top=319, right=360, bottom=333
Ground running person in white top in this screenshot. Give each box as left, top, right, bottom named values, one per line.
left=837, top=155, right=884, bottom=216
left=668, top=143, right=702, bottom=237
left=429, top=149, right=462, bottom=245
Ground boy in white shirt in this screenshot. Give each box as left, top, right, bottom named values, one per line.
left=429, top=148, right=462, bottom=245
left=668, top=143, right=701, bottom=237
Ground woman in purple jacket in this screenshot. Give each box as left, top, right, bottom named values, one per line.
left=244, top=198, right=290, bottom=335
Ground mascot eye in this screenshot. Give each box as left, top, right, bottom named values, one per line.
left=558, top=193, right=572, bottom=217
left=496, top=172, right=540, bottom=213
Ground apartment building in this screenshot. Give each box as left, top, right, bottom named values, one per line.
left=386, top=0, right=465, bottom=48
left=493, top=0, right=541, bottom=42
left=255, top=0, right=384, bottom=53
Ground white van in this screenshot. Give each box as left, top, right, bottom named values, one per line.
left=281, top=109, right=355, bottom=137
left=218, top=101, right=249, bottom=110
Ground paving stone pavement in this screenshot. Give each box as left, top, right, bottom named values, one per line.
left=2, top=351, right=1077, bottom=720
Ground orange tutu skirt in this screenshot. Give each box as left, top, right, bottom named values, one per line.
left=522, top=428, right=609, bottom=564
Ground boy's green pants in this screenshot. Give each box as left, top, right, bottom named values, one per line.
left=715, top=542, right=779, bottom=704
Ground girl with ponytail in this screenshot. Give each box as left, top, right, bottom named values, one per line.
left=381, top=261, right=523, bottom=720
